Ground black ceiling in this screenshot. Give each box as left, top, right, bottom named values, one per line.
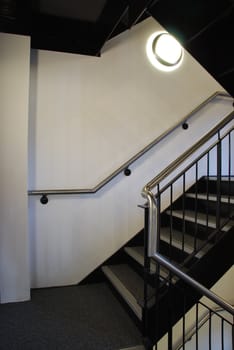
left=1, top=0, right=233, bottom=96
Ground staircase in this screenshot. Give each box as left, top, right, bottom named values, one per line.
left=98, top=110, right=234, bottom=350
left=55, top=102, right=234, bottom=349
left=101, top=176, right=233, bottom=347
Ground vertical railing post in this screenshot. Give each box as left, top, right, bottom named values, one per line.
left=143, top=205, right=155, bottom=350
left=232, top=321, right=234, bottom=350
left=216, top=131, right=222, bottom=234
left=143, top=205, right=150, bottom=338
left=167, top=285, right=173, bottom=350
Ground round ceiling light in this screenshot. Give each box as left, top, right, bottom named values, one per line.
left=146, top=31, right=184, bottom=72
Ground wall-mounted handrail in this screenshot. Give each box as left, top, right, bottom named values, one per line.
left=28, top=91, right=232, bottom=196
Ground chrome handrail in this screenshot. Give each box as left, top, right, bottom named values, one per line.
left=142, top=112, right=234, bottom=256
left=143, top=114, right=234, bottom=193
left=28, top=91, right=232, bottom=196
left=153, top=252, right=234, bottom=315
left=141, top=110, right=234, bottom=316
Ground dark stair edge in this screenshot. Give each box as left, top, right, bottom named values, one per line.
left=78, top=229, right=144, bottom=285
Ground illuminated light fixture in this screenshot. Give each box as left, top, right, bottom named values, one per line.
left=146, top=31, right=184, bottom=72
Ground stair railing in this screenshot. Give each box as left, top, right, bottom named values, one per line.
left=141, top=111, right=234, bottom=348
left=173, top=305, right=233, bottom=350
left=142, top=112, right=234, bottom=258
left=153, top=275, right=234, bottom=350
left=28, top=91, right=231, bottom=204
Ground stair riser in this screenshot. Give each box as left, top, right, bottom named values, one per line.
left=162, top=215, right=215, bottom=240
left=182, top=197, right=234, bottom=217
left=159, top=240, right=190, bottom=263
left=105, top=279, right=143, bottom=331
left=196, top=178, right=234, bottom=196
left=122, top=253, right=157, bottom=287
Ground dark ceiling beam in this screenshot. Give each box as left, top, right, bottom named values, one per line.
left=93, top=0, right=129, bottom=55
left=128, top=0, right=154, bottom=27
left=148, top=0, right=232, bottom=42
left=95, top=0, right=157, bottom=55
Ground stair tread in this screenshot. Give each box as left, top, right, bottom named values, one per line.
left=103, top=264, right=151, bottom=302
left=166, top=210, right=234, bottom=232
left=124, top=246, right=169, bottom=276
left=125, top=227, right=210, bottom=265
left=160, top=227, right=211, bottom=258
left=124, top=246, right=184, bottom=283
left=119, top=346, right=145, bottom=350
left=204, top=176, right=234, bottom=182
left=186, top=193, right=234, bottom=204
left=102, top=264, right=154, bottom=319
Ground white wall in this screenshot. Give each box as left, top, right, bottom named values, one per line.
left=28, top=18, right=227, bottom=191
left=28, top=18, right=233, bottom=288
left=0, top=33, right=31, bottom=302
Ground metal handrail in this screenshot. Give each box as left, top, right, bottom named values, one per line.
left=28, top=91, right=232, bottom=196
left=141, top=110, right=234, bottom=317
left=143, top=114, right=234, bottom=193
left=153, top=252, right=234, bottom=315
left=142, top=112, right=234, bottom=256
left=174, top=306, right=233, bottom=350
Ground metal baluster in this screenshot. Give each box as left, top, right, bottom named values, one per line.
left=154, top=185, right=161, bottom=349
left=232, top=322, right=234, bottom=350
left=194, top=162, right=198, bottom=251
left=228, top=132, right=231, bottom=217
left=209, top=310, right=212, bottom=350
left=182, top=294, right=186, bottom=350
left=206, top=153, right=210, bottom=235
left=170, top=184, right=173, bottom=261
left=216, top=131, right=222, bottom=237
left=167, top=285, right=173, bottom=350
left=157, top=184, right=161, bottom=257
left=196, top=303, right=199, bottom=350
left=143, top=206, right=150, bottom=337
left=182, top=173, right=186, bottom=257
left=221, top=318, right=224, bottom=350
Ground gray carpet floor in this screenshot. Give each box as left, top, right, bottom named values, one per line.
left=0, top=283, right=142, bottom=350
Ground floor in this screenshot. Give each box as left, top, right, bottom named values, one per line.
left=0, top=283, right=142, bottom=350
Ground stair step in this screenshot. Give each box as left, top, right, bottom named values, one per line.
left=166, top=210, right=234, bottom=232
left=204, top=176, right=234, bottom=182
left=160, top=227, right=212, bottom=258
left=102, top=264, right=154, bottom=320
left=124, top=246, right=181, bottom=283
left=124, top=246, right=169, bottom=276
left=186, top=193, right=234, bottom=204
left=119, top=346, right=145, bottom=350
left=124, top=231, right=209, bottom=261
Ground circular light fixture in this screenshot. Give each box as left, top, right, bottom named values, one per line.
left=146, top=31, right=184, bottom=72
